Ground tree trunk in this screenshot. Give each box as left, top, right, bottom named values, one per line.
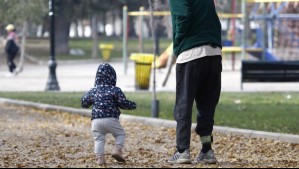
left=91, top=14, right=98, bottom=59
left=74, top=21, right=79, bottom=38
left=128, top=15, right=137, bottom=37
left=164, top=0, right=172, bottom=39
left=245, top=3, right=252, bottom=45
left=102, top=11, right=107, bottom=36
left=55, top=0, right=71, bottom=54
left=79, top=20, right=85, bottom=38
left=18, top=21, right=28, bottom=73
left=154, top=27, right=161, bottom=55
left=41, top=16, right=49, bottom=38
left=152, top=0, right=166, bottom=55
left=55, top=20, right=70, bottom=54
left=112, top=10, right=117, bottom=37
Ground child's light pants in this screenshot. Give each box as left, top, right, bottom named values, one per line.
left=92, top=118, right=126, bottom=156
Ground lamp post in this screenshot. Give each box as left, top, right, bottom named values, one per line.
left=46, top=0, right=60, bottom=91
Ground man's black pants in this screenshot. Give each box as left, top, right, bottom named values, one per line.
left=174, top=56, right=222, bottom=150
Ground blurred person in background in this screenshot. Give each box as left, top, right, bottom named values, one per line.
left=4, top=24, right=20, bottom=77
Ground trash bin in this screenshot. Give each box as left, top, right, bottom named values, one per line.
left=130, top=53, right=154, bottom=90
left=99, top=44, right=114, bottom=61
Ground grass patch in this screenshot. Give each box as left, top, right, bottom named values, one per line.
left=26, top=37, right=172, bottom=61
left=0, top=92, right=298, bottom=135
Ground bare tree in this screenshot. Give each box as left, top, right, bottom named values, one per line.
left=0, top=0, right=47, bottom=71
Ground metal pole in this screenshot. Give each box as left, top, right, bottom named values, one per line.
left=262, top=2, right=267, bottom=61
left=148, top=0, right=159, bottom=118
left=241, top=0, right=246, bottom=61
left=46, top=0, right=60, bottom=91
left=123, top=6, right=128, bottom=75
left=267, top=3, right=274, bottom=54
left=231, top=0, right=236, bottom=71
left=139, top=6, right=145, bottom=53
left=267, top=20, right=273, bottom=53
left=241, top=0, right=246, bottom=90
left=268, top=3, right=274, bottom=53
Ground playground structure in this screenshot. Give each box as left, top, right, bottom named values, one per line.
left=122, top=0, right=299, bottom=90
left=245, top=0, right=299, bottom=60
left=122, top=0, right=299, bottom=73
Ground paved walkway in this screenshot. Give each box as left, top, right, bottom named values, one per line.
left=1, top=104, right=298, bottom=168
left=0, top=60, right=298, bottom=92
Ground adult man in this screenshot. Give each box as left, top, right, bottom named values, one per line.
left=168, top=0, right=222, bottom=164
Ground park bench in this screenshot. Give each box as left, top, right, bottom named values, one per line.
left=222, top=47, right=263, bottom=71
left=241, top=61, right=299, bottom=90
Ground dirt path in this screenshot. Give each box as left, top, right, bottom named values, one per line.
left=0, top=104, right=298, bottom=168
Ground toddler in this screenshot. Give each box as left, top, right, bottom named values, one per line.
left=81, top=63, right=136, bottom=165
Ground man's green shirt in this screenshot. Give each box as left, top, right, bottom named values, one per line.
left=169, top=0, right=222, bottom=57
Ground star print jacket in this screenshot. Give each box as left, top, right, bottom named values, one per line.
left=81, top=63, right=136, bottom=120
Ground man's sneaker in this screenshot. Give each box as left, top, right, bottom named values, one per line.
left=96, top=156, right=106, bottom=165
left=167, top=149, right=192, bottom=164
left=112, top=147, right=126, bottom=163
left=195, top=150, right=218, bottom=164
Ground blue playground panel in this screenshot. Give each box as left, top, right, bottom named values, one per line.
left=247, top=49, right=279, bottom=61
left=249, top=41, right=280, bottom=61
left=223, top=40, right=233, bottom=46
left=248, top=29, right=280, bottom=61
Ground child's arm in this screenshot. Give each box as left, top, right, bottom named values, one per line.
left=115, top=88, right=136, bottom=110
left=81, top=90, right=94, bottom=108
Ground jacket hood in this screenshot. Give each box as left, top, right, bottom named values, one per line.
left=95, top=63, right=117, bottom=86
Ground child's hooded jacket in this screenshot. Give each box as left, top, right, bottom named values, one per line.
left=81, top=63, right=136, bottom=120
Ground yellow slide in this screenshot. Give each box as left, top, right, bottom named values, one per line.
left=153, top=43, right=174, bottom=69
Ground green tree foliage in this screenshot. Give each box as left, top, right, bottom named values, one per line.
left=0, top=0, right=48, bottom=72
left=0, top=0, right=47, bottom=24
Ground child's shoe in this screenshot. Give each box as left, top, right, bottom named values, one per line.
left=96, top=155, right=106, bottom=165
left=112, top=147, right=126, bottom=163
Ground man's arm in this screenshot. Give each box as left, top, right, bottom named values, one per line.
left=169, top=0, right=191, bottom=51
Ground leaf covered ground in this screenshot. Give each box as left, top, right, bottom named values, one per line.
left=0, top=104, right=298, bottom=168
